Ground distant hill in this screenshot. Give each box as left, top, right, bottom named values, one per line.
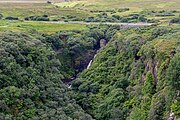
left=0, top=0, right=80, bottom=3
left=56, top=0, right=180, bottom=11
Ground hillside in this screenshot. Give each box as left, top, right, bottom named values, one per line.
left=0, top=0, right=179, bottom=120
left=0, top=32, right=94, bottom=119
left=72, top=26, right=180, bottom=120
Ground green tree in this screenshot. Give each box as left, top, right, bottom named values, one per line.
left=143, top=71, right=155, bottom=95
left=166, top=53, right=180, bottom=91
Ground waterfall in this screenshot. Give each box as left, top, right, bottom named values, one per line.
left=87, top=60, right=93, bottom=69
left=93, top=54, right=97, bottom=59
left=65, top=39, right=107, bottom=87
left=87, top=50, right=99, bottom=69
left=68, top=85, right=72, bottom=89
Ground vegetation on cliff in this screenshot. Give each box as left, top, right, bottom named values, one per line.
left=0, top=0, right=179, bottom=119
left=0, top=32, right=93, bottom=119
left=72, top=26, right=180, bottom=120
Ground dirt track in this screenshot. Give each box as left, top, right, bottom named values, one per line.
left=42, top=21, right=155, bottom=28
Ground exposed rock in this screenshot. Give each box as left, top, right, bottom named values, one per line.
left=100, top=39, right=107, bottom=48
left=141, top=59, right=158, bottom=84
left=152, top=58, right=158, bottom=84
left=167, top=112, right=175, bottom=120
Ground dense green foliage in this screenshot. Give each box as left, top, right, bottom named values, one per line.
left=25, top=15, right=50, bottom=21
left=85, top=13, right=158, bottom=23
left=5, top=16, right=19, bottom=20
left=170, top=18, right=180, bottom=24
left=0, top=32, right=92, bottom=119
left=0, top=25, right=119, bottom=119
left=0, top=17, right=179, bottom=120
left=42, top=25, right=119, bottom=78
left=72, top=26, right=180, bottom=120
left=0, top=0, right=180, bottom=120
left=59, top=13, right=158, bottom=23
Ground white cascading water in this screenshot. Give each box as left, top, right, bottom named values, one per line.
left=87, top=60, right=93, bottom=69
left=87, top=50, right=99, bottom=69
left=68, top=85, right=72, bottom=89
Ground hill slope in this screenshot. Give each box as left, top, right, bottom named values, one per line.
left=0, top=32, right=93, bottom=119
left=72, top=26, right=180, bottom=120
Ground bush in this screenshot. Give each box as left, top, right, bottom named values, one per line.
left=147, top=19, right=159, bottom=23
left=42, top=14, right=48, bottom=17
left=24, top=16, right=37, bottom=21
left=5, top=16, right=19, bottom=20
left=138, top=15, right=147, bottom=22
left=151, top=27, right=171, bottom=38
left=118, top=8, right=129, bottom=12
left=142, top=72, right=155, bottom=95
left=0, top=14, right=3, bottom=19
left=169, top=18, right=180, bottom=24
left=155, top=12, right=175, bottom=17
left=52, top=19, right=58, bottom=21
left=35, top=16, right=49, bottom=21
left=120, top=17, right=129, bottom=22
left=67, top=15, right=76, bottom=19
left=112, top=15, right=121, bottom=20
left=24, top=16, right=49, bottom=21
left=47, top=1, right=51, bottom=4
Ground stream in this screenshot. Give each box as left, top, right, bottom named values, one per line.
left=64, top=40, right=105, bottom=88
left=63, top=22, right=154, bottom=88
left=65, top=50, right=100, bottom=88
left=87, top=51, right=98, bottom=69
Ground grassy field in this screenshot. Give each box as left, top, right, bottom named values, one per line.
left=0, top=20, right=87, bottom=33
left=55, top=0, right=180, bottom=21
left=0, top=2, right=91, bottom=19
left=0, top=0, right=179, bottom=33
left=55, top=0, right=180, bottom=11
left=0, top=0, right=179, bottom=23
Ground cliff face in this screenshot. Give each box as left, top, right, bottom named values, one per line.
left=72, top=26, right=180, bottom=120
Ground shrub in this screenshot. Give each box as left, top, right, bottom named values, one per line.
left=42, top=14, right=48, bottom=17
left=47, top=1, right=51, bottom=4
left=24, top=16, right=37, bottom=21
left=67, top=15, right=76, bottom=19
left=97, top=13, right=108, bottom=18
left=138, top=15, right=147, bottom=22
left=169, top=18, right=180, bottom=24
left=142, top=72, right=155, bottom=95
left=24, top=16, right=49, bottom=21
left=5, top=16, right=19, bottom=20
left=112, top=15, right=121, bottom=20
left=0, top=14, right=3, bottom=19
left=118, top=8, right=129, bottom=12
left=151, top=27, right=171, bottom=38
left=171, top=102, right=180, bottom=116
left=120, top=18, right=129, bottom=22
left=35, top=16, right=49, bottom=21
left=52, top=19, right=58, bottom=21
left=155, top=12, right=175, bottom=17
left=147, top=19, right=159, bottom=23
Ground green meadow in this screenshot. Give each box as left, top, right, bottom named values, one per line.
left=0, top=0, right=179, bottom=24
left=0, top=20, right=87, bottom=33
left=0, top=0, right=179, bottom=34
